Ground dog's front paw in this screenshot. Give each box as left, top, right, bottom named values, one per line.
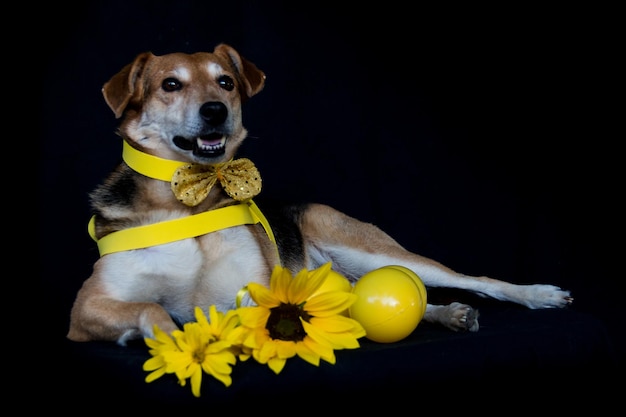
left=424, top=302, right=480, bottom=332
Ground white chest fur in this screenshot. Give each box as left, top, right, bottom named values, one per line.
left=97, top=226, right=271, bottom=323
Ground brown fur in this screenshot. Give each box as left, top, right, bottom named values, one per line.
left=67, top=44, right=573, bottom=345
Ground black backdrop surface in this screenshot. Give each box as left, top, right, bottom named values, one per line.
left=39, top=0, right=621, bottom=407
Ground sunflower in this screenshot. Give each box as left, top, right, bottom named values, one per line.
left=143, top=305, right=238, bottom=397
left=228, top=262, right=366, bottom=374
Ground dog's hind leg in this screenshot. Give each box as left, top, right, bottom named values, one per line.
left=297, top=203, right=572, bottom=331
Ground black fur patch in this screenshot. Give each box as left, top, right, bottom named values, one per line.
left=255, top=199, right=309, bottom=271
left=89, top=165, right=137, bottom=217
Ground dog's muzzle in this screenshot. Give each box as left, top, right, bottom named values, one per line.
left=173, top=101, right=229, bottom=157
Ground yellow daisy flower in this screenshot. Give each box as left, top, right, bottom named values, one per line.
left=143, top=306, right=238, bottom=397
left=229, top=262, right=366, bottom=374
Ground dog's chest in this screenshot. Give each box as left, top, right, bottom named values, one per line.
left=100, top=226, right=271, bottom=316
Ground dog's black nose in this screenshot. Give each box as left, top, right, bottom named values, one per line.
left=200, top=102, right=228, bottom=126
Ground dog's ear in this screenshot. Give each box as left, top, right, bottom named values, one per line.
left=102, top=52, right=155, bottom=119
left=213, top=44, right=266, bottom=101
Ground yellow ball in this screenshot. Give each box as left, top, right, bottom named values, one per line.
left=383, top=265, right=428, bottom=318
left=312, top=269, right=353, bottom=295
left=349, top=266, right=427, bottom=343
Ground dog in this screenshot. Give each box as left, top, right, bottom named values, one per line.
left=67, top=43, right=573, bottom=345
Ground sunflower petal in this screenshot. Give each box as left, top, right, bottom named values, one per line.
left=195, top=306, right=210, bottom=330
left=248, top=282, right=281, bottom=308
left=202, top=353, right=236, bottom=375
left=236, top=306, right=269, bottom=327
left=269, top=265, right=293, bottom=302
left=309, top=315, right=365, bottom=334
left=219, top=309, right=241, bottom=337
left=164, top=351, right=192, bottom=374
left=145, top=368, right=166, bottom=383
left=206, top=340, right=233, bottom=353
left=267, top=357, right=287, bottom=374
left=183, top=361, right=201, bottom=381
left=302, top=336, right=336, bottom=364
left=294, top=342, right=321, bottom=366
left=302, top=319, right=362, bottom=349
left=305, top=291, right=358, bottom=316
left=241, top=327, right=268, bottom=350
left=275, top=340, right=298, bottom=359
left=306, top=262, right=333, bottom=283
left=145, top=324, right=178, bottom=352
left=207, top=369, right=233, bottom=387
left=256, top=339, right=278, bottom=363
left=190, top=367, right=203, bottom=397
left=288, top=268, right=315, bottom=303
left=288, top=263, right=332, bottom=303
left=143, top=355, right=167, bottom=372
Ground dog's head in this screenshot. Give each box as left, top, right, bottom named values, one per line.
left=102, top=44, right=266, bottom=164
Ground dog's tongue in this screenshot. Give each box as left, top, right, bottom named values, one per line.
left=200, top=138, right=222, bottom=146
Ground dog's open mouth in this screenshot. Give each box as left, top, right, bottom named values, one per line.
left=173, top=133, right=226, bottom=157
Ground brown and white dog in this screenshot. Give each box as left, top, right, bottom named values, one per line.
left=67, top=43, right=573, bottom=345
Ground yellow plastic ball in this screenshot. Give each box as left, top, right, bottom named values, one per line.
left=349, top=266, right=427, bottom=343
left=383, top=265, right=428, bottom=318
left=312, top=269, right=353, bottom=295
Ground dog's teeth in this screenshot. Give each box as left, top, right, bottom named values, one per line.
left=197, top=137, right=226, bottom=151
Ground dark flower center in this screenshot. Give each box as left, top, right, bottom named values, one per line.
left=192, top=349, right=206, bottom=363
left=266, top=303, right=311, bottom=341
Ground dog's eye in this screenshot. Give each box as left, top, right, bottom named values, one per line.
left=162, top=78, right=182, bottom=92
left=218, top=75, right=235, bottom=91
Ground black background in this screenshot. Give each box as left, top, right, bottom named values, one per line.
left=39, top=0, right=621, bottom=394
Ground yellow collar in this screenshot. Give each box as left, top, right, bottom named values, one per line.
left=122, top=140, right=185, bottom=181
left=89, top=141, right=277, bottom=257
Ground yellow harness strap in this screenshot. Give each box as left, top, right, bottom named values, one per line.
left=89, top=199, right=275, bottom=256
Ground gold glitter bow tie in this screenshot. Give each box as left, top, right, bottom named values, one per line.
left=171, top=158, right=262, bottom=206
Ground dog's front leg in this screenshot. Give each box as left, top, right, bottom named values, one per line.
left=67, top=278, right=179, bottom=345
